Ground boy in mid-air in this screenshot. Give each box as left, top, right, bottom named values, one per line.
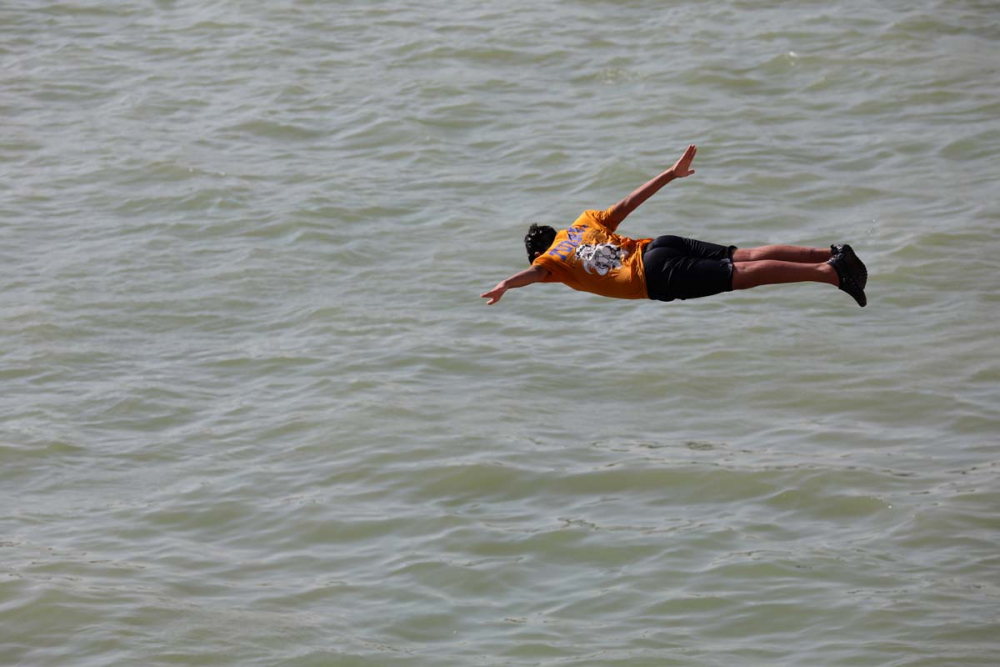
left=481, top=145, right=868, bottom=308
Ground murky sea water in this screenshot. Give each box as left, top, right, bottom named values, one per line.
left=2, top=1, right=999, bottom=665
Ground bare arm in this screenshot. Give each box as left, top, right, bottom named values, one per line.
left=605, top=145, right=698, bottom=229
left=480, top=264, right=551, bottom=305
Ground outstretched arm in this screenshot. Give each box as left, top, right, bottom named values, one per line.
left=605, top=144, right=698, bottom=229
left=481, top=264, right=550, bottom=305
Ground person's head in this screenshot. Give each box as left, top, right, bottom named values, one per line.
left=524, top=223, right=556, bottom=264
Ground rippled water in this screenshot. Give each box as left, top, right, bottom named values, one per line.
left=2, top=1, right=999, bottom=665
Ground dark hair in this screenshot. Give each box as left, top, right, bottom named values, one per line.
left=524, top=224, right=556, bottom=264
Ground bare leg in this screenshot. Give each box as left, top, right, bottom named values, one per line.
left=733, top=245, right=831, bottom=264
left=731, top=260, right=838, bottom=291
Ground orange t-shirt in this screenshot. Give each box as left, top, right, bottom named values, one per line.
left=532, top=208, right=652, bottom=300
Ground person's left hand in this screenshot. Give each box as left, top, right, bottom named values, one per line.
left=480, top=282, right=508, bottom=305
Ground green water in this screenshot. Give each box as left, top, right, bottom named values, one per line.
left=2, top=1, right=998, bottom=665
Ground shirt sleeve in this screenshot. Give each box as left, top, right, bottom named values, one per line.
left=583, top=207, right=619, bottom=232
left=531, top=253, right=563, bottom=282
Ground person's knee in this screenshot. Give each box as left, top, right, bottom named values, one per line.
left=732, top=248, right=754, bottom=262
left=730, top=262, right=751, bottom=290
left=730, top=261, right=766, bottom=290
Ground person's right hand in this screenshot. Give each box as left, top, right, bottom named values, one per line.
left=669, top=144, right=697, bottom=178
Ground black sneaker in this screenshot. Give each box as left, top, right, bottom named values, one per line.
left=830, top=244, right=868, bottom=288
left=828, top=252, right=867, bottom=307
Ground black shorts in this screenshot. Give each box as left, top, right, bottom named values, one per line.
left=642, top=235, right=737, bottom=302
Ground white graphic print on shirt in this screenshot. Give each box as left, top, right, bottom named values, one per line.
left=575, top=243, right=626, bottom=276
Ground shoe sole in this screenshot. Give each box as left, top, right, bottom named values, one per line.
left=838, top=245, right=868, bottom=288
left=828, top=253, right=867, bottom=307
